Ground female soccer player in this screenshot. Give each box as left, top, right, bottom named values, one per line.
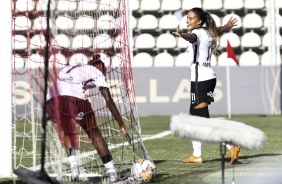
left=173, top=7, right=240, bottom=165
left=46, top=54, right=127, bottom=182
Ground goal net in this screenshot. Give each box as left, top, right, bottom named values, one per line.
left=12, top=0, right=149, bottom=182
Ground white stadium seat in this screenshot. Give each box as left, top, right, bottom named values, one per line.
left=33, top=16, right=53, bottom=31
left=13, top=35, right=27, bottom=50
left=177, top=37, right=189, bottom=50
left=261, top=51, right=282, bottom=66
left=49, top=53, right=67, bottom=69
left=154, top=52, right=174, bottom=67
left=132, top=52, right=153, bottom=67
left=71, top=34, right=92, bottom=49
left=161, top=0, right=181, bottom=12
left=93, top=34, right=113, bottom=50
left=218, top=52, right=237, bottom=66
left=203, top=0, right=223, bottom=11
left=210, top=14, right=221, bottom=27
left=57, top=0, right=77, bottom=11
left=241, top=31, right=261, bottom=49
left=264, top=15, right=282, bottom=28
left=53, top=34, right=71, bottom=48
left=135, top=33, right=155, bottom=49
left=137, top=14, right=158, bottom=30
left=262, top=33, right=282, bottom=47
left=244, top=0, right=265, bottom=11
left=222, top=14, right=242, bottom=30
left=97, top=15, right=116, bottom=30
left=26, top=53, right=45, bottom=69
left=77, top=0, right=98, bottom=11
left=179, top=16, right=188, bottom=30
left=130, top=16, right=137, bottom=29
left=36, top=0, right=55, bottom=12
left=30, top=34, right=46, bottom=50
left=223, top=0, right=243, bottom=12
left=158, top=14, right=179, bottom=30
left=75, top=15, right=95, bottom=30
left=130, top=0, right=140, bottom=11
left=56, top=16, right=74, bottom=30
left=16, top=0, right=34, bottom=12
left=69, top=53, right=89, bottom=65
left=111, top=54, right=123, bottom=68
left=156, top=33, right=176, bottom=49
left=182, top=0, right=202, bottom=11
left=239, top=51, right=260, bottom=66
left=219, top=32, right=240, bottom=48
left=13, top=54, right=25, bottom=70
left=140, top=0, right=160, bottom=12
left=242, top=13, right=263, bottom=30
left=14, top=16, right=31, bottom=31
left=175, top=52, right=189, bottom=67
left=98, top=0, right=119, bottom=11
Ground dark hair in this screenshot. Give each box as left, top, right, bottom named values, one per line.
left=88, top=54, right=103, bottom=65
left=189, top=7, right=218, bottom=54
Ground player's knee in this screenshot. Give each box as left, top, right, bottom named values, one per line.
left=190, top=106, right=210, bottom=118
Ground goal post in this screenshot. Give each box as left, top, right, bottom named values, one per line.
left=0, top=0, right=13, bottom=177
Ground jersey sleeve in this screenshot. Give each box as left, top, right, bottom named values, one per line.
left=191, top=29, right=202, bottom=45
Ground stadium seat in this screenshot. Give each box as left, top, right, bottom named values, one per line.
left=241, top=31, right=262, bottom=52
left=239, top=50, right=260, bottom=66
left=71, top=34, right=92, bottom=49
left=130, top=0, right=139, bottom=11
left=182, top=0, right=202, bottom=12
left=203, top=0, right=224, bottom=15
left=74, top=15, right=95, bottom=30
left=177, top=37, right=189, bottom=50
left=223, top=0, right=244, bottom=15
left=175, top=52, right=189, bottom=67
left=53, top=34, right=71, bottom=48
left=244, top=0, right=265, bottom=14
left=158, top=14, right=179, bottom=31
left=49, top=53, right=67, bottom=69
left=16, top=0, right=34, bottom=12
left=97, top=15, right=116, bottom=30
left=154, top=52, right=174, bottom=67
left=217, top=52, right=237, bottom=66
left=210, top=14, right=221, bottom=27
left=140, top=0, right=161, bottom=12
left=36, top=0, right=55, bottom=12
left=33, top=16, right=53, bottom=31
left=98, top=0, right=119, bottom=11
left=12, top=35, right=27, bottom=50
left=130, top=16, right=137, bottom=29
left=13, top=54, right=25, bottom=70
left=219, top=32, right=240, bottom=51
left=69, top=53, right=89, bottom=65
left=111, top=53, right=123, bottom=68
left=55, top=16, right=74, bottom=30
left=179, top=16, right=187, bottom=30
left=161, top=0, right=181, bottom=12
left=57, top=0, right=77, bottom=12
left=261, top=51, right=282, bottom=66
left=156, top=33, right=176, bottom=50
left=77, top=0, right=98, bottom=11
left=137, top=14, right=158, bottom=31
left=26, top=53, right=45, bottom=69
left=30, top=34, right=46, bottom=50
left=242, top=13, right=264, bottom=34
left=113, top=35, right=122, bottom=49
left=222, top=14, right=242, bottom=35
left=14, top=16, right=31, bottom=31
left=264, top=15, right=282, bottom=29
left=135, top=33, right=155, bottom=50
left=93, top=34, right=113, bottom=50
left=262, top=33, right=282, bottom=48
left=132, top=52, right=153, bottom=67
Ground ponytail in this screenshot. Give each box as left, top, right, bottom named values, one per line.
left=205, top=12, right=218, bottom=54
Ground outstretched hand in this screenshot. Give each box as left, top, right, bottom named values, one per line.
left=120, top=125, right=131, bottom=144
left=172, top=25, right=182, bottom=37
left=226, top=17, right=238, bottom=29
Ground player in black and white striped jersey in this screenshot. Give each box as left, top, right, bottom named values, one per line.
left=173, top=7, right=240, bottom=165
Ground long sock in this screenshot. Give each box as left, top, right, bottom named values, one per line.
left=192, top=141, right=202, bottom=157
left=104, top=160, right=116, bottom=173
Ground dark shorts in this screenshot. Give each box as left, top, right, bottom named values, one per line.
left=46, top=96, right=96, bottom=148
left=190, top=78, right=217, bottom=109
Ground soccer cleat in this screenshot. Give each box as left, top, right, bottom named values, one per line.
left=182, top=155, right=203, bottom=164
left=229, top=146, right=240, bottom=165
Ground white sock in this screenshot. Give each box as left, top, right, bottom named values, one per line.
left=192, top=141, right=202, bottom=157
left=226, top=144, right=232, bottom=150
left=104, top=160, right=116, bottom=173
left=68, top=155, right=78, bottom=167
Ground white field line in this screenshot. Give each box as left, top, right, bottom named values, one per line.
left=27, top=131, right=172, bottom=171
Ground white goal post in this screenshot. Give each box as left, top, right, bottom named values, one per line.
left=0, top=0, right=13, bottom=177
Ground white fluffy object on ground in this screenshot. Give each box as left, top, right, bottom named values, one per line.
left=170, top=114, right=267, bottom=150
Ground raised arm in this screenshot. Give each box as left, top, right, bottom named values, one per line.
left=172, top=25, right=197, bottom=42
left=217, top=17, right=238, bottom=35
